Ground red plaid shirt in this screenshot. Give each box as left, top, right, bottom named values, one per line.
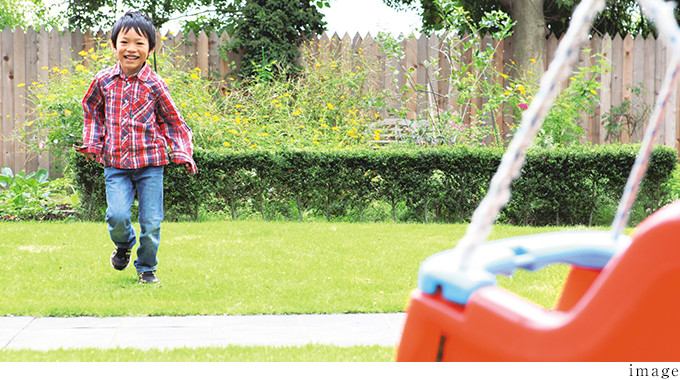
left=76, top=62, right=198, bottom=174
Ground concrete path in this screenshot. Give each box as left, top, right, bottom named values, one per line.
left=0, top=313, right=406, bottom=350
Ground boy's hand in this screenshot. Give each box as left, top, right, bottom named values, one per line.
left=84, top=153, right=96, bottom=162
left=181, top=161, right=198, bottom=175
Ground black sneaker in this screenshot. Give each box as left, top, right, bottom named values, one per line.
left=110, top=247, right=131, bottom=270
left=138, top=271, right=159, bottom=283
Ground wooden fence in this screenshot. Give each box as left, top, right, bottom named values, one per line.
left=1, top=27, right=679, bottom=176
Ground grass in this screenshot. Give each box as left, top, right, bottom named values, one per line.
left=1, top=220, right=616, bottom=362
left=0, top=220, right=587, bottom=316
left=0, top=344, right=394, bottom=361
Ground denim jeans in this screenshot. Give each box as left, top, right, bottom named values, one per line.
left=104, top=165, right=164, bottom=273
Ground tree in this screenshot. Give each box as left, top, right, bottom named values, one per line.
left=66, top=0, right=217, bottom=30
left=225, top=0, right=326, bottom=78
left=0, top=0, right=61, bottom=30
left=383, top=0, right=658, bottom=74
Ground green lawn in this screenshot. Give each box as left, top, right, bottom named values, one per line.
left=0, top=221, right=584, bottom=316
left=0, top=345, right=395, bottom=362
left=1, top=220, right=613, bottom=362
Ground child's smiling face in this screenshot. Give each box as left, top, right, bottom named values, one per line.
left=112, top=27, right=153, bottom=77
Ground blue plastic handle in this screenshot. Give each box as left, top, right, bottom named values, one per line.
left=418, top=230, right=631, bottom=305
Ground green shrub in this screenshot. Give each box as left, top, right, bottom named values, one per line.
left=69, top=144, right=677, bottom=226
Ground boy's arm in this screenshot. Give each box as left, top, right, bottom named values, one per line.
left=156, top=82, right=198, bottom=174
left=75, top=79, right=105, bottom=157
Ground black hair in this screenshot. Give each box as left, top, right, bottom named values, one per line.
left=110, top=10, right=156, bottom=51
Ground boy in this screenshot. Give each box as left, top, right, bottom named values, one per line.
left=76, top=10, right=197, bottom=284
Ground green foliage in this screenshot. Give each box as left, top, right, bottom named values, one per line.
left=66, top=0, right=214, bottom=30
left=506, top=51, right=610, bottom=148
left=70, top=144, right=678, bottom=226
left=22, top=36, right=388, bottom=166
left=224, top=0, right=326, bottom=78
left=377, top=10, right=515, bottom=148
left=0, top=166, right=52, bottom=219
left=0, top=0, right=60, bottom=30
left=386, top=0, right=658, bottom=37
left=602, top=83, right=652, bottom=143
left=378, top=9, right=609, bottom=149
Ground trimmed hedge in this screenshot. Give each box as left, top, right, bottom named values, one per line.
left=69, top=144, right=678, bottom=226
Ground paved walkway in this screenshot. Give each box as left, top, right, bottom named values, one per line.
left=0, top=313, right=406, bottom=350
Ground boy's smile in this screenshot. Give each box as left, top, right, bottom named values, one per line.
left=113, top=28, right=153, bottom=77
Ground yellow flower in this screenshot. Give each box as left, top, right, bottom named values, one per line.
left=78, top=50, right=88, bottom=56
left=526, top=70, right=533, bottom=75
left=589, top=89, right=598, bottom=95
left=76, top=64, right=86, bottom=72
left=530, top=58, right=536, bottom=63
left=503, top=91, right=511, bottom=96
left=223, top=141, right=230, bottom=147
left=41, top=66, right=48, bottom=70
left=181, top=102, right=187, bottom=108
left=17, top=83, right=25, bottom=88
left=327, top=103, right=335, bottom=110
left=64, top=110, right=72, bottom=115
left=235, top=104, right=243, bottom=108
left=61, top=69, right=68, bottom=75
left=212, top=115, right=219, bottom=121
left=501, top=73, right=508, bottom=79
left=331, top=127, right=338, bottom=131
left=321, top=123, right=328, bottom=128
left=190, top=73, right=199, bottom=80
left=292, top=108, right=301, bottom=116
left=249, top=144, right=256, bottom=148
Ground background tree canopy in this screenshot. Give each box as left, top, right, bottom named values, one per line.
left=382, top=0, right=673, bottom=75
left=383, top=0, right=659, bottom=37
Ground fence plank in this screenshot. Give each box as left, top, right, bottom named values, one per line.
left=663, top=41, right=676, bottom=147
left=13, top=27, right=26, bottom=173
left=197, top=31, right=208, bottom=76
left=416, top=33, right=430, bottom=117
left=24, top=27, right=38, bottom=173
left=620, top=34, right=634, bottom=143
left=655, top=35, right=667, bottom=145
left=599, top=34, right=612, bottom=143
left=36, top=28, right=49, bottom=172
left=1, top=27, right=13, bottom=172
left=208, top=31, right=219, bottom=78
left=643, top=36, right=656, bottom=144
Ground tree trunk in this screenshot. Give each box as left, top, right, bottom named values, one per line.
left=502, top=0, right=547, bottom=76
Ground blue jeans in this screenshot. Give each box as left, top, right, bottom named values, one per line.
left=104, top=165, right=164, bottom=273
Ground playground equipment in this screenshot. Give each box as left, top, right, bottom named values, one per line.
left=396, top=0, right=680, bottom=362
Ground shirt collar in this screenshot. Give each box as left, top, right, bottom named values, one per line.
left=113, top=61, right=152, bottom=81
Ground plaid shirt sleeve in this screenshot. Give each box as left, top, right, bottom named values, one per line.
left=155, top=79, right=198, bottom=174
left=76, top=77, right=106, bottom=155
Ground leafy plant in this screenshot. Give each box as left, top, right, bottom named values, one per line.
left=223, top=0, right=326, bottom=78
left=602, top=83, right=652, bottom=143
left=378, top=8, right=515, bottom=147
left=0, top=166, right=53, bottom=219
